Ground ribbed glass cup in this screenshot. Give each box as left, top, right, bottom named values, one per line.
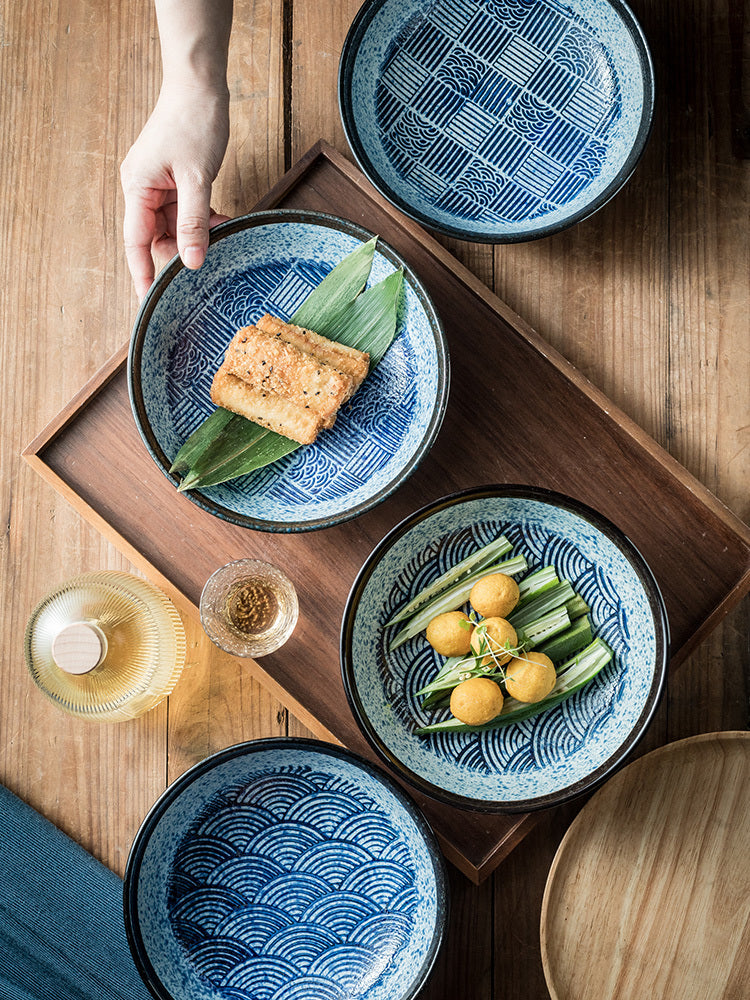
left=199, top=559, right=298, bottom=657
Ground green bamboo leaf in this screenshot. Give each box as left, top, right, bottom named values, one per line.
left=170, top=406, right=235, bottom=474
left=177, top=416, right=275, bottom=491
left=290, top=236, right=377, bottom=330
left=322, top=268, right=403, bottom=368
left=172, top=237, right=379, bottom=487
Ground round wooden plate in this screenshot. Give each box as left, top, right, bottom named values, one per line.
left=541, top=732, right=750, bottom=999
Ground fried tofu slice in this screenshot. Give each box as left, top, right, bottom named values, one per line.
left=210, top=366, right=321, bottom=445
left=255, top=313, right=370, bottom=386
left=224, top=325, right=355, bottom=427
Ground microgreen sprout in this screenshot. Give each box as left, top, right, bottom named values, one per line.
left=473, top=620, right=525, bottom=661
left=457, top=610, right=482, bottom=631
left=447, top=621, right=527, bottom=685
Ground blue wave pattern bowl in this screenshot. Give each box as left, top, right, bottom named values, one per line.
left=339, top=0, right=654, bottom=241
left=129, top=211, right=448, bottom=532
left=341, top=486, right=669, bottom=812
left=124, top=739, right=447, bottom=1000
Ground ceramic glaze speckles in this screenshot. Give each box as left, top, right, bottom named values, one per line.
left=339, top=0, right=654, bottom=241
left=125, top=740, right=447, bottom=1000
left=128, top=211, right=448, bottom=532
left=341, top=486, right=669, bottom=811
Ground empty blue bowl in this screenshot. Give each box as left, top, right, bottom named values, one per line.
left=339, top=0, right=654, bottom=241
left=124, top=738, right=447, bottom=1000
left=128, top=210, right=448, bottom=532
left=341, top=485, right=669, bottom=812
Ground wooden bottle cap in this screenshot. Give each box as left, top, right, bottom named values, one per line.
left=51, top=622, right=106, bottom=674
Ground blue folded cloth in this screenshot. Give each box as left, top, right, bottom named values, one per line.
left=0, top=784, right=150, bottom=1000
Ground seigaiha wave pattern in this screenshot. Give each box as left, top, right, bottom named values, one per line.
left=341, top=0, right=653, bottom=239
left=129, top=742, right=445, bottom=1000
left=344, top=491, right=666, bottom=808
left=137, top=215, right=446, bottom=530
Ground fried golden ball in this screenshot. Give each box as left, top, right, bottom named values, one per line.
left=469, top=572, right=520, bottom=619
left=425, top=610, right=472, bottom=657
left=470, top=617, right=518, bottom=667
left=504, top=651, right=556, bottom=703
left=450, top=676, right=504, bottom=726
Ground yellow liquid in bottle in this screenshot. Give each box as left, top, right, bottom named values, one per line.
left=24, top=572, right=186, bottom=722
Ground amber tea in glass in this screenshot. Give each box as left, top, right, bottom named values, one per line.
left=200, top=559, right=298, bottom=657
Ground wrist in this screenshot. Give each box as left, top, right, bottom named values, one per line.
left=155, top=0, right=232, bottom=94
left=159, top=71, right=230, bottom=108
left=160, top=46, right=230, bottom=97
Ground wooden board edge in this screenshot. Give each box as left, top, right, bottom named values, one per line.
left=303, top=142, right=750, bottom=548
left=442, top=811, right=542, bottom=885
left=22, top=344, right=129, bottom=460
left=669, top=570, right=750, bottom=668
left=253, top=139, right=332, bottom=211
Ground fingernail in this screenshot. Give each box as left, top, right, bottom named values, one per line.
left=183, top=246, right=204, bottom=270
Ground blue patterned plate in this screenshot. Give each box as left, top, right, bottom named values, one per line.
left=124, top=739, right=447, bottom=1000
left=128, top=211, right=448, bottom=532
left=339, top=0, right=654, bottom=241
left=341, top=485, right=669, bottom=811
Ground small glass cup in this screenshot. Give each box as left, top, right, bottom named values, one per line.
left=199, top=559, right=299, bottom=657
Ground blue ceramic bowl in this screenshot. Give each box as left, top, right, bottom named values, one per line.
left=341, top=485, right=669, bottom=812
left=124, top=738, right=447, bottom=1000
left=339, top=0, right=654, bottom=242
left=128, top=210, right=448, bottom=532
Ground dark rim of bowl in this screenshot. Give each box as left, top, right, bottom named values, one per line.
left=340, top=483, right=671, bottom=814
left=123, top=736, right=449, bottom=1000
left=127, top=209, right=449, bottom=533
left=338, top=0, right=656, bottom=243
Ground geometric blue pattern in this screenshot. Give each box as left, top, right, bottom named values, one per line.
left=129, top=212, right=449, bottom=532
left=341, top=488, right=669, bottom=810
left=125, top=741, right=446, bottom=1000
left=340, top=0, right=654, bottom=240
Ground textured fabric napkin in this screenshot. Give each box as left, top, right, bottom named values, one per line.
left=0, top=784, right=151, bottom=1000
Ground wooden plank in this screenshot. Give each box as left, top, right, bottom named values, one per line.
left=0, top=0, right=165, bottom=878
left=212, top=0, right=286, bottom=217
left=289, top=0, right=357, bottom=159
left=664, top=0, right=750, bottom=762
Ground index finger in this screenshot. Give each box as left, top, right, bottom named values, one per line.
left=123, top=196, right=159, bottom=301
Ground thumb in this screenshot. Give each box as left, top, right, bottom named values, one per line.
left=175, top=175, right=212, bottom=270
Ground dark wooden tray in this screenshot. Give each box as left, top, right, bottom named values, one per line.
left=24, top=141, right=750, bottom=883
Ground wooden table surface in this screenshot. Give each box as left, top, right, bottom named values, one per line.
left=1, top=2, right=748, bottom=998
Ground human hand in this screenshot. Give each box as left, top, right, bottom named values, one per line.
left=120, top=81, right=231, bottom=300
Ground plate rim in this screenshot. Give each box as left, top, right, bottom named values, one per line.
left=539, top=731, right=750, bottom=999
left=339, top=483, right=671, bottom=813
left=338, top=0, right=656, bottom=243
left=123, top=735, right=449, bottom=1000
left=127, top=208, right=450, bottom=533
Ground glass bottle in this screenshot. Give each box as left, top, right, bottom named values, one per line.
left=24, top=571, right=186, bottom=722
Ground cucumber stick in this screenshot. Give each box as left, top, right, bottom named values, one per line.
left=414, top=638, right=614, bottom=734
left=388, top=554, right=528, bottom=650
left=385, top=535, right=512, bottom=626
